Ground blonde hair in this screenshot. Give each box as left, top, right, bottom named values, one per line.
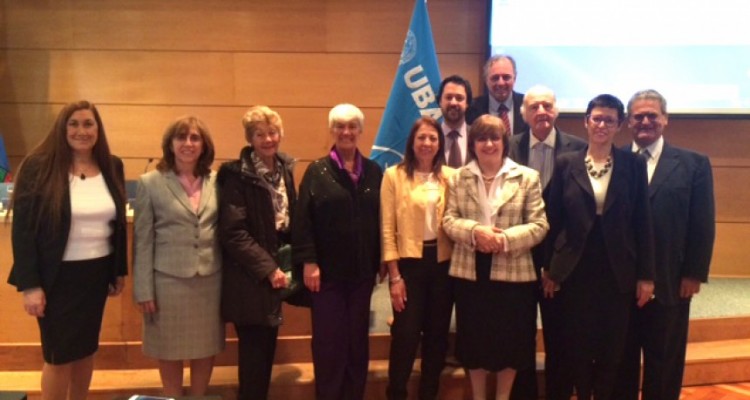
left=242, top=105, right=284, bottom=143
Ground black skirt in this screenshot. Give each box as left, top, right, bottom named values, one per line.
left=37, top=254, right=112, bottom=364
left=453, top=252, right=537, bottom=371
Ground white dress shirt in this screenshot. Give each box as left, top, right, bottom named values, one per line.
left=631, top=135, right=664, bottom=183
left=442, top=121, right=469, bottom=166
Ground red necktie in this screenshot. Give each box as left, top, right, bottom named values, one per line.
left=498, top=104, right=511, bottom=133
left=447, top=130, right=462, bottom=168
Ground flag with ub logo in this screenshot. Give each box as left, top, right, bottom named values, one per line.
left=370, top=0, right=442, bottom=170
left=0, top=134, right=11, bottom=183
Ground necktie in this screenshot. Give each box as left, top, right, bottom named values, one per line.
left=447, top=130, right=462, bottom=168
left=498, top=104, right=511, bottom=134
left=530, top=143, right=551, bottom=188
left=637, top=147, right=654, bottom=183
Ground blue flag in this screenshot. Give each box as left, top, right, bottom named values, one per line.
left=370, top=0, right=442, bottom=169
left=0, top=134, right=10, bottom=183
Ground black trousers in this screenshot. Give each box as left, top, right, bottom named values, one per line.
left=234, top=323, right=279, bottom=400
left=386, top=244, right=453, bottom=400
left=614, top=300, right=691, bottom=400
left=560, top=220, right=632, bottom=400
left=510, top=289, right=572, bottom=400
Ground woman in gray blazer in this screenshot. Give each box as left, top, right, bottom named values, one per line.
left=133, top=116, right=224, bottom=397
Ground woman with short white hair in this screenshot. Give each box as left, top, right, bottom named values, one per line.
left=293, top=103, right=383, bottom=400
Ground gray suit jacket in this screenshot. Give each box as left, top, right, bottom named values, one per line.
left=133, top=169, right=221, bottom=302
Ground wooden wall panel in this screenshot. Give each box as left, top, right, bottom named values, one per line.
left=1, top=51, right=481, bottom=109
left=1, top=50, right=237, bottom=104
left=3, top=0, right=485, bottom=53
left=713, top=223, right=750, bottom=277
left=714, top=167, right=750, bottom=223
left=2, top=1, right=328, bottom=52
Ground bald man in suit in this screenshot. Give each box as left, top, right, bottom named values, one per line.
left=615, top=89, right=715, bottom=400
left=508, top=85, right=586, bottom=400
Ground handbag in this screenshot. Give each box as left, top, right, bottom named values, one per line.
left=277, top=244, right=312, bottom=307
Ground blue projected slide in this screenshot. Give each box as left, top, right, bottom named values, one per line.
left=490, top=0, right=750, bottom=113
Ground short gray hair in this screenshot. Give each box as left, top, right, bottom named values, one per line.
left=627, top=89, right=667, bottom=115
left=483, top=54, right=517, bottom=82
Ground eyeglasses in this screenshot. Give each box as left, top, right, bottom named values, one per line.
left=588, top=116, right=619, bottom=128
left=630, top=113, right=661, bottom=123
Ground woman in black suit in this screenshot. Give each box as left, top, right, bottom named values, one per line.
left=7, top=100, right=127, bottom=400
left=541, top=94, right=655, bottom=400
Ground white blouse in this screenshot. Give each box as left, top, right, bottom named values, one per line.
left=62, top=173, right=116, bottom=261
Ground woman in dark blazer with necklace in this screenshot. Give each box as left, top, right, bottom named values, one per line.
left=542, top=94, right=655, bottom=400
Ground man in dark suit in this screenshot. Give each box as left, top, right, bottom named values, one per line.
left=466, top=54, right=529, bottom=135
left=438, top=75, right=473, bottom=167
left=508, top=85, right=586, bottom=400
left=615, top=89, right=716, bottom=400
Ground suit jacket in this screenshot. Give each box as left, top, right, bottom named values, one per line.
left=8, top=156, right=128, bottom=292
left=466, top=91, right=528, bottom=135
left=380, top=165, right=456, bottom=263
left=133, top=169, right=221, bottom=302
left=443, top=160, right=549, bottom=282
left=509, top=128, right=587, bottom=270
left=544, top=147, right=655, bottom=293
left=634, top=142, right=715, bottom=306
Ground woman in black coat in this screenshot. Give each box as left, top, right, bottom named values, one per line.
left=217, top=105, right=296, bottom=400
left=292, top=103, right=383, bottom=400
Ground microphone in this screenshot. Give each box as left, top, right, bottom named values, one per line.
left=143, top=158, right=154, bottom=173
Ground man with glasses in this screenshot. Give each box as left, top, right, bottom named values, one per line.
left=466, top=55, right=529, bottom=135
left=508, top=85, right=586, bottom=400
left=614, top=90, right=716, bottom=400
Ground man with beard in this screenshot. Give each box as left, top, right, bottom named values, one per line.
left=466, top=55, right=528, bottom=135
left=614, top=89, right=715, bottom=400
left=508, top=85, right=586, bottom=400
left=438, top=75, right=473, bottom=168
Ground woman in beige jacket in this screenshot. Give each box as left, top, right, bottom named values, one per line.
left=443, top=115, right=548, bottom=400
left=381, top=116, right=456, bottom=400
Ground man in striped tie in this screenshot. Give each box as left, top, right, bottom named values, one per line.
left=466, top=54, right=528, bottom=135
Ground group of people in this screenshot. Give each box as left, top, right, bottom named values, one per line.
left=380, top=55, right=713, bottom=400
left=5, top=52, right=715, bottom=400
